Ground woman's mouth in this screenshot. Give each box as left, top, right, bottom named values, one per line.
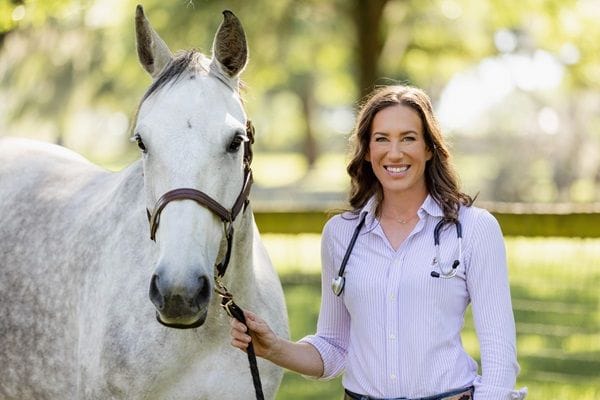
left=385, top=165, right=410, bottom=174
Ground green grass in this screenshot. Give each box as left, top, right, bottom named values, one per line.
left=262, top=236, right=600, bottom=400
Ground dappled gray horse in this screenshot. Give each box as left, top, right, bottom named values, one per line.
left=0, top=6, right=288, bottom=399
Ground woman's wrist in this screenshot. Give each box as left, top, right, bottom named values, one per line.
left=264, top=335, right=285, bottom=363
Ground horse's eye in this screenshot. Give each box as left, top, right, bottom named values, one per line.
left=228, top=134, right=247, bottom=153
left=130, top=134, right=147, bottom=153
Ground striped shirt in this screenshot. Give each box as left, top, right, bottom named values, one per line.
left=300, top=195, right=526, bottom=399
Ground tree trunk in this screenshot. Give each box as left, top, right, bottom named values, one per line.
left=353, top=0, right=390, bottom=98
left=297, top=74, right=318, bottom=168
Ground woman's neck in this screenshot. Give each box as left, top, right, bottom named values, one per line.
left=379, top=187, right=429, bottom=220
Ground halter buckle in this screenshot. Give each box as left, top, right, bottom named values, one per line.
left=214, top=276, right=235, bottom=318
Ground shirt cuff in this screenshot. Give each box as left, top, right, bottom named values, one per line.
left=298, top=334, right=346, bottom=380
left=472, top=376, right=527, bottom=399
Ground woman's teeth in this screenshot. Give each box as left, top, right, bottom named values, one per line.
left=385, top=166, right=409, bottom=173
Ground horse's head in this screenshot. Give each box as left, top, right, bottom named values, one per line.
left=133, top=5, right=250, bottom=329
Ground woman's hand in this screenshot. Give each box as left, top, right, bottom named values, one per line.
left=230, top=310, right=281, bottom=360
left=231, top=310, right=325, bottom=377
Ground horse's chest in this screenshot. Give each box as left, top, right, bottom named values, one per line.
left=84, top=330, right=277, bottom=400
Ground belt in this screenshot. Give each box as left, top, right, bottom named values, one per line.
left=344, top=386, right=474, bottom=400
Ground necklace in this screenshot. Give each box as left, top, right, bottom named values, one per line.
left=381, top=213, right=417, bottom=225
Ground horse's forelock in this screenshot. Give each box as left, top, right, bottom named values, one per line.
left=142, top=50, right=210, bottom=102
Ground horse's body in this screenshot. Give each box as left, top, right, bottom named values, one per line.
left=0, top=7, right=287, bottom=400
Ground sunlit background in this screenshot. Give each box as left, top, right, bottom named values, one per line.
left=2, top=0, right=600, bottom=205
left=1, top=1, right=599, bottom=399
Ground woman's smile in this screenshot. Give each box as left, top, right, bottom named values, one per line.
left=384, top=164, right=410, bottom=175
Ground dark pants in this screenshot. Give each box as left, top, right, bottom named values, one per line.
left=343, top=385, right=474, bottom=400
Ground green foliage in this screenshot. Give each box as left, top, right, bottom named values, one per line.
left=1, top=0, right=600, bottom=201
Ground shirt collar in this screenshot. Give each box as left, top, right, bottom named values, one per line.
left=358, top=195, right=379, bottom=232
left=418, top=195, right=445, bottom=219
left=358, top=194, right=444, bottom=231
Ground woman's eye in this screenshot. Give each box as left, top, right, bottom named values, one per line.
left=374, top=136, right=387, bottom=142
left=130, top=134, right=147, bottom=153
left=402, top=136, right=416, bottom=142
left=228, top=135, right=246, bottom=153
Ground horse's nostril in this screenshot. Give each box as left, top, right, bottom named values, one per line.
left=193, top=275, right=211, bottom=308
left=149, top=274, right=164, bottom=310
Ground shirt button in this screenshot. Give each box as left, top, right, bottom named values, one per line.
left=390, top=374, right=397, bottom=380
left=390, top=294, right=396, bottom=301
left=389, top=334, right=396, bottom=340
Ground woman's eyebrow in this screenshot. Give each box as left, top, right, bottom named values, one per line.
left=372, top=130, right=418, bottom=136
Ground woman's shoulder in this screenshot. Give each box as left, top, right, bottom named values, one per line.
left=460, top=203, right=494, bottom=221
left=459, top=204, right=503, bottom=236
left=322, top=210, right=363, bottom=238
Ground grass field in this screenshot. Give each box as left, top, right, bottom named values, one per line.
left=261, top=235, right=600, bottom=400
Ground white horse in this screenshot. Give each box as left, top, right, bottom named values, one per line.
left=0, top=6, right=288, bottom=399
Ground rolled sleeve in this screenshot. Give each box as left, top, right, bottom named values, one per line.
left=473, top=376, right=528, bottom=399
left=298, top=334, right=347, bottom=380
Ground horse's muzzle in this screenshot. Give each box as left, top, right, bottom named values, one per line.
left=149, top=272, right=211, bottom=329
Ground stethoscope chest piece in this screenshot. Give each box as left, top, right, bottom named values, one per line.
left=331, top=276, right=345, bottom=296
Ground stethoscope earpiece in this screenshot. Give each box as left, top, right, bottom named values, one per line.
left=430, top=219, right=463, bottom=279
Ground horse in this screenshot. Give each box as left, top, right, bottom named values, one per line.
left=0, top=6, right=288, bottom=399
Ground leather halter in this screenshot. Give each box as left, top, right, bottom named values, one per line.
left=146, top=120, right=255, bottom=278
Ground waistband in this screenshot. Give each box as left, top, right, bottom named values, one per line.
left=344, top=385, right=474, bottom=400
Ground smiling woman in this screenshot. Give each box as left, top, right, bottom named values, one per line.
left=230, top=84, right=527, bottom=400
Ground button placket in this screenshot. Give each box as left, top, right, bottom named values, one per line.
left=385, top=251, right=404, bottom=389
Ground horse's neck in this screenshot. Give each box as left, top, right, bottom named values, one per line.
left=104, top=160, right=147, bottom=238
left=113, top=160, right=146, bottom=211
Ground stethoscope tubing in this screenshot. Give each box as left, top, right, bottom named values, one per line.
left=332, top=214, right=463, bottom=295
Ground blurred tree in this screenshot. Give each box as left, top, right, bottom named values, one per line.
left=350, top=0, right=391, bottom=97
left=1, top=0, right=599, bottom=201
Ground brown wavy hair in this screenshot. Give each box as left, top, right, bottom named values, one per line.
left=346, top=85, right=473, bottom=221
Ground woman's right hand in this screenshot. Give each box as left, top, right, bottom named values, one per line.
left=230, top=310, right=280, bottom=360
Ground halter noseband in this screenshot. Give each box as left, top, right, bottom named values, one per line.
left=146, top=120, right=255, bottom=278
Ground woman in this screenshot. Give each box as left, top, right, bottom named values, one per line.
left=230, top=85, right=527, bottom=400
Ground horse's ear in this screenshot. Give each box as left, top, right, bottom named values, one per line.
left=135, top=5, right=173, bottom=78
left=210, top=10, right=248, bottom=78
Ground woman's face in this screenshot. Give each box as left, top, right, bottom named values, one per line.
left=365, top=104, right=432, bottom=199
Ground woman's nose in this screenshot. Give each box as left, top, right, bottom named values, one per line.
left=388, top=141, right=404, bottom=158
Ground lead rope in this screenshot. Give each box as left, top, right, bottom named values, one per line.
left=215, top=277, right=264, bottom=400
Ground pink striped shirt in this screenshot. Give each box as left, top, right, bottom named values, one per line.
left=300, top=195, right=526, bottom=399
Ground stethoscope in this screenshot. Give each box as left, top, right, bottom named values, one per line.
left=331, top=213, right=463, bottom=296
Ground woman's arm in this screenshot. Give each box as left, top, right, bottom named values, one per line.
left=466, top=210, right=526, bottom=399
